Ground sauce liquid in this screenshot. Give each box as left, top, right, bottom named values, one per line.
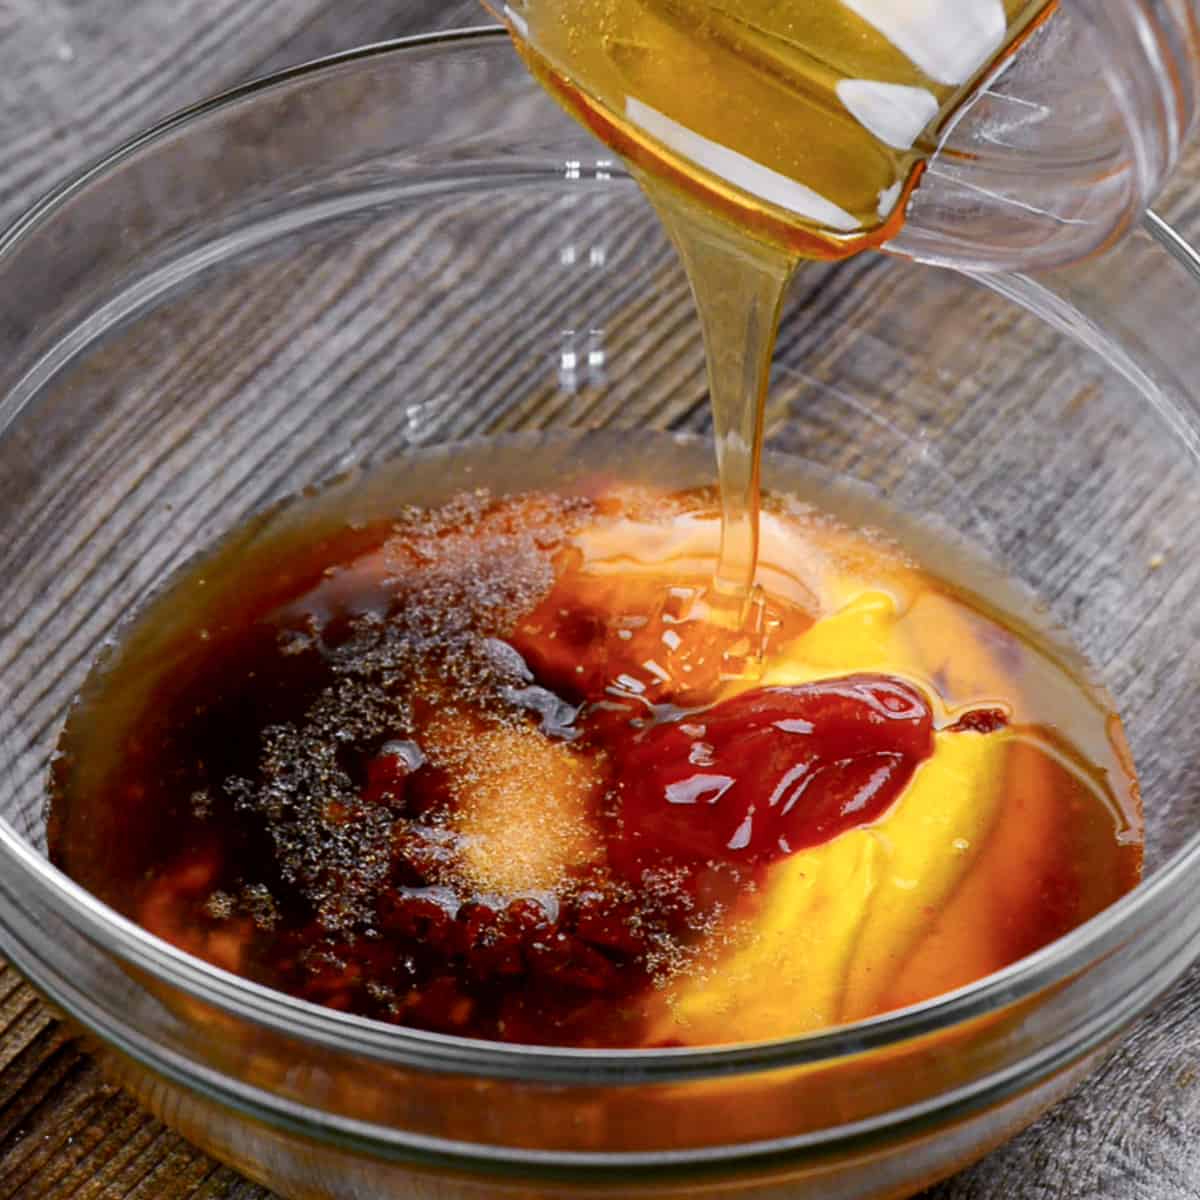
left=49, top=439, right=1141, bottom=1048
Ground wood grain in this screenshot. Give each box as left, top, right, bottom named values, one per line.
left=1, top=3, right=1199, bottom=1199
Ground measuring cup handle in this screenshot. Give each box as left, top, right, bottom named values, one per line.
left=887, top=1, right=1199, bottom=274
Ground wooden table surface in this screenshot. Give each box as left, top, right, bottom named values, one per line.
left=2, top=3, right=1200, bottom=1198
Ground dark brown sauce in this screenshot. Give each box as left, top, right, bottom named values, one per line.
left=49, top=479, right=1142, bottom=1047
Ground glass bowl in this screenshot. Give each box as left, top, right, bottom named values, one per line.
left=1, top=28, right=1200, bottom=1200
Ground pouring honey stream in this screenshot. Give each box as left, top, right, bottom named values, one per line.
left=494, top=0, right=1058, bottom=621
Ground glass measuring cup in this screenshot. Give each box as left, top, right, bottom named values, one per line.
left=489, top=0, right=1200, bottom=272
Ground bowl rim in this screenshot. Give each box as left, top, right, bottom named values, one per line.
left=0, top=23, right=1196, bottom=1091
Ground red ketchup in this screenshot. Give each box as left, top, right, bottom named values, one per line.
left=609, top=675, right=935, bottom=881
